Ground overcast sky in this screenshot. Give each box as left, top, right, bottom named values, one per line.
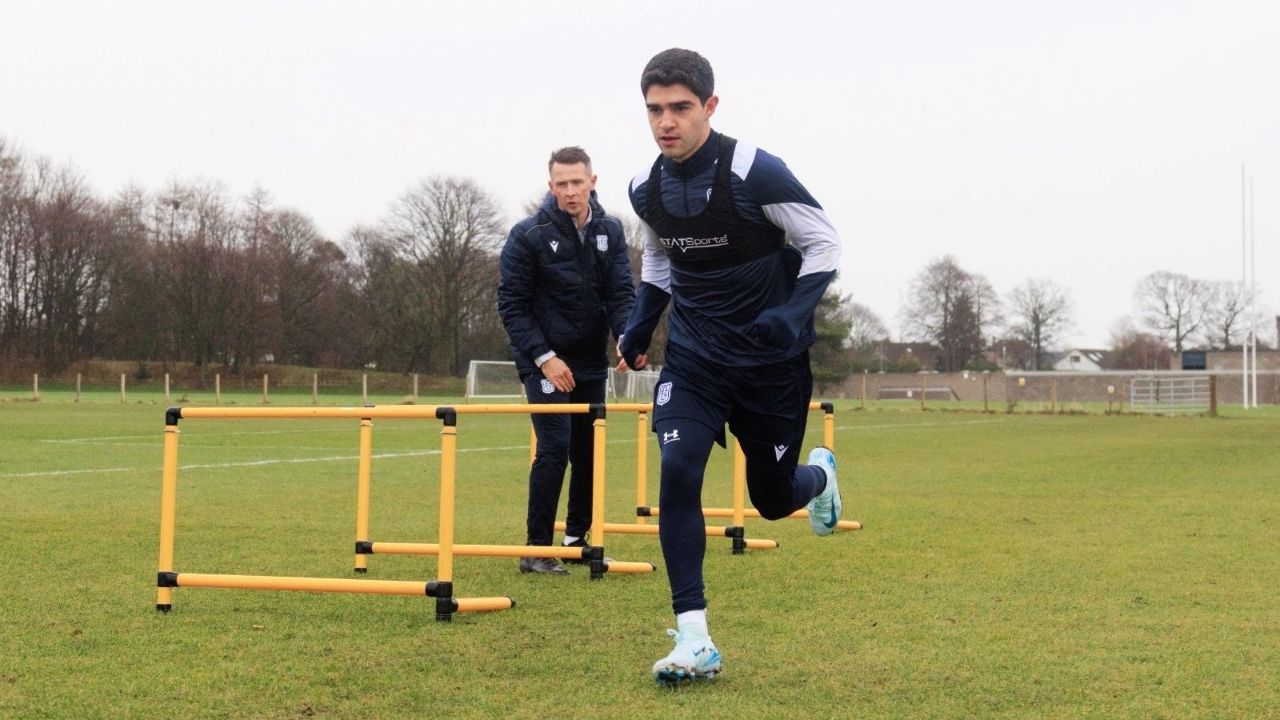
left=2, top=1, right=1276, bottom=348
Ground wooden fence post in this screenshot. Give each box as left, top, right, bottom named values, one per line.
left=1209, top=374, right=1218, bottom=417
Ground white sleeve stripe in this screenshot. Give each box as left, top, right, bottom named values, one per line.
left=761, top=202, right=841, bottom=277
left=731, top=141, right=758, bottom=180
left=630, top=170, right=650, bottom=194
left=638, top=216, right=671, bottom=290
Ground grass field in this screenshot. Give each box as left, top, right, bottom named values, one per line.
left=2, top=390, right=1278, bottom=718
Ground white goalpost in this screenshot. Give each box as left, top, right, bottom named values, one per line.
left=465, top=360, right=523, bottom=402
left=468, top=360, right=661, bottom=402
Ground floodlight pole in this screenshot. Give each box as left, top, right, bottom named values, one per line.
left=1249, top=177, right=1258, bottom=408
left=1240, top=165, right=1249, bottom=409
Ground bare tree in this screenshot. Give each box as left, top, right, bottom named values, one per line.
left=903, top=256, right=1000, bottom=371
left=1006, top=278, right=1074, bottom=370
left=847, top=301, right=888, bottom=351
left=1108, top=317, right=1172, bottom=370
left=0, top=138, right=34, bottom=360
left=380, top=176, right=506, bottom=375
left=98, top=185, right=159, bottom=369
left=1135, top=271, right=1203, bottom=353
left=1198, top=280, right=1256, bottom=350
left=0, top=143, right=122, bottom=371
left=149, top=180, right=246, bottom=367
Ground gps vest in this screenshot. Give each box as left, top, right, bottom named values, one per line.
left=642, top=135, right=785, bottom=270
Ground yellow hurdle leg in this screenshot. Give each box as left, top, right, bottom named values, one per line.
left=635, top=410, right=648, bottom=525
left=590, top=412, right=607, bottom=579
left=156, top=421, right=180, bottom=611
left=354, top=418, right=373, bottom=573
left=437, top=417, right=457, bottom=585
left=731, top=439, right=748, bottom=554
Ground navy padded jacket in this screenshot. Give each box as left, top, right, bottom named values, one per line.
left=498, top=192, right=635, bottom=380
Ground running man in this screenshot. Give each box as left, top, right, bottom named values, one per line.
left=618, top=48, right=845, bottom=686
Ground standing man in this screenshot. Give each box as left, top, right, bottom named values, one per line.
left=618, top=49, right=844, bottom=685
left=499, top=147, right=636, bottom=575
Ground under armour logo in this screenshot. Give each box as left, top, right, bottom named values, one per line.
left=662, top=429, right=680, bottom=444
left=774, top=444, right=789, bottom=461
left=549, top=240, right=559, bottom=253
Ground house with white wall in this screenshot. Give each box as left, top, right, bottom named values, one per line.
left=1052, top=349, right=1108, bottom=372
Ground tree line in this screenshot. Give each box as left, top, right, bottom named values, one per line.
left=1, top=138, right=509, bottom=377
left=1, top=137, right=1268, bottom=381
left=811, top=256, right=1268, bottom=378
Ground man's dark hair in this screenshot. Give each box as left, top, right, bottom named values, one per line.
left=548, top=146, right=592, bottom=174
left=640, top=48, right=714, bottom=103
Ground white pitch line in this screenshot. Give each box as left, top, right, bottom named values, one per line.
left=1, top=466, right=139, bottom=478
left=833, top=418, right=1006, bottom=431
left=9, top=419, right=996, bottom=479
left=3, top=441, right=537, bottom=479
left=41, top=428, right=331, bottom=444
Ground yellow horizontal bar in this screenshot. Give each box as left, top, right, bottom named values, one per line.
left=743, top=538, right=781, bottom=550
left=639, top=506, right=782, bottom=519
left=605, top=403, right=653, bottom=413
left=604, top=560, right=656, bottom=574
left=455, top=596, right=516, bottom=613
left=459, top=404, right=596, bottom=415
left=175, top=404, right=602, bottom=421
left=371, top=542, right=587, bottom=559
left=647, top=507, right=859, bottom=529
left=175, top=572, right=429, bottom=595
left=556, top=521, right=774, bottom=541
left=573, top=523, right=658, bottom=535
left=177, top=406, right=438, bottom=420
left=175, top=401, right=827, bottom=421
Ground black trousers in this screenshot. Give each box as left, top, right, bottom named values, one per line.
left=522, top=373, right=606, bottom=546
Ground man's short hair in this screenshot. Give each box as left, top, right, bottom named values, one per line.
left=548, top=146, right=592, bottom=174
left=640, top=48, right=714, bottom=104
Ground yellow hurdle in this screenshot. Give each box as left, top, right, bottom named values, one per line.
left=156, top=404, right=531, bottom=621
left=631, top=401, right=863, bottom=545
left=547, top=402, right=780, bottom=554
left=357, top=403, right=655, bottom=580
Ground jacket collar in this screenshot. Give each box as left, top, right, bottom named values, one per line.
left=662, top=129, right=721, bottom=179
left=539, top=191, right=606, bottom=234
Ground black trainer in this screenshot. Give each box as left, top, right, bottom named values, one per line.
left=561, top=538, right=612, bottom=566
left=519, top=556, right=569, bottom=575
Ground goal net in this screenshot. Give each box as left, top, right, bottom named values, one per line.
left=465, top=360, right=523, bottom=402
left=1129, top=375, right=1211, bottom=415
left=609, top=367, right=662, bottom=401
left=467, top=360, right=660, bottom=403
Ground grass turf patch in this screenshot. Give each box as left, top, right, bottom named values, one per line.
left=1, top=395, right=1277, bottom=718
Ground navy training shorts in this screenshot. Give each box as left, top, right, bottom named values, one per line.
left=650, top=342, right=813, bottom=465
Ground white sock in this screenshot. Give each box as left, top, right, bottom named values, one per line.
left=676, top=609, right=709, bottom=638
left=562, top=536, right=580, bottom=546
